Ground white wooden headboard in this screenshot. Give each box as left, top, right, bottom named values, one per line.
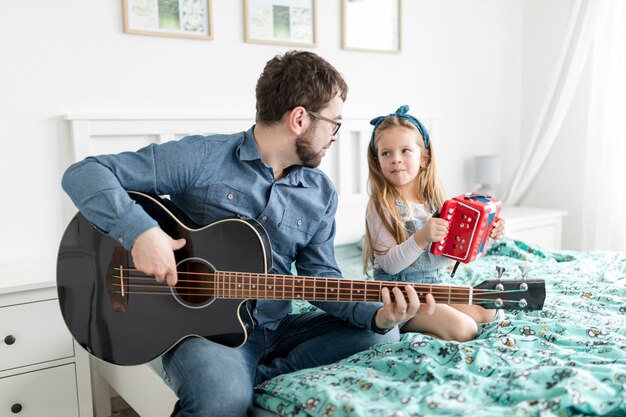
left=65, top=114, right=436, bottom=245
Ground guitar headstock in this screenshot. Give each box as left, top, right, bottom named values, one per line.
left=473, top=279, right=545, bottom=311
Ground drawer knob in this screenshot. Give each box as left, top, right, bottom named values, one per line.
left=11, top=403, right=23, bottom=413
left=4, top=335, right=16, bottom=345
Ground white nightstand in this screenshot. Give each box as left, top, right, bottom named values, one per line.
left=0, top=261, right=93, bottom=417
left=500, top=206, right=568, bottom=249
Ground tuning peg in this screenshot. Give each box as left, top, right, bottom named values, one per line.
left=494, top=265, right=505, bottom=291
left=517, top=265, right=530, bottom=292
left=518, top=265, right=531, bottom=281
left=496, top=265, right=506, bottom=280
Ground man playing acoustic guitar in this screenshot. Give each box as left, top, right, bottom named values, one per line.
left=62, top=50, right=435, bottom=416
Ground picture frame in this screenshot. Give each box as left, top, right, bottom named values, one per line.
left=243, top=0, right=317, bottom=47
left=342, top=0, right=400, bottom=53
left=123, top=0, right=213, bottom=40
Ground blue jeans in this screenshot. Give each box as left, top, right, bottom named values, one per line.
left=161, top=311, right=399, bottom=417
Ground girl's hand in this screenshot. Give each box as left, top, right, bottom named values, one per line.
left=490, top=218, right=506, bottom=240
left=413, top=218, right=449, bottom=249
left=374, top=285, right=436, bottom=330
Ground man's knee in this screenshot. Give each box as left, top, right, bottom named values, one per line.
left=365, top=326, right=401, bottom=346
left=342, top=326, right=400, bottom=355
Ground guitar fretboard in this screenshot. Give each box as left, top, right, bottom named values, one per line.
left=213, top=272, right=472, bottom=305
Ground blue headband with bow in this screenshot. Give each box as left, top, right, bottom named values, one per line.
left=369, top=105, right=430, bottom=155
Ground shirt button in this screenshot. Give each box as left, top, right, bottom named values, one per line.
left=296, top=219, right=302, bottom=226
left=118, top=237, right=124, bottom=244
left=261, top=215, right=267, bottom=221
left=227, top=193, right=234, bottom=200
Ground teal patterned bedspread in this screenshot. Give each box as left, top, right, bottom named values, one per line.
left=254, top=240, right=626, bottom=417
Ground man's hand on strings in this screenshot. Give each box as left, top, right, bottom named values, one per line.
left=131, top=227, right=186, bottom=287
left=374, top=285, right=436, bottom=331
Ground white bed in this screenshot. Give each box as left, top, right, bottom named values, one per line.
left=63, top=113, right=436, bottom=417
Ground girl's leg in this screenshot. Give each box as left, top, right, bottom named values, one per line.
left=451, top=304, right=497, bottom=323
left=401, top=304, right=478, bottom=341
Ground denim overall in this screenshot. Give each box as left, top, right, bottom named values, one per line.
left=373, top=201, right=452, bottom=284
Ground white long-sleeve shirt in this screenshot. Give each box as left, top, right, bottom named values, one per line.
left=367, top=201, right=432, bottom=275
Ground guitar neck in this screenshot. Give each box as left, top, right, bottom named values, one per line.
left=212, top=272, right=472, bottom=305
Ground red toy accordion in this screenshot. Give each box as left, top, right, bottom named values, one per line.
left=430, top=193, right=502, bottom=263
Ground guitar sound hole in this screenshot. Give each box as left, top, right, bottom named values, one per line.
left=173, top=258, right=215, bottom=309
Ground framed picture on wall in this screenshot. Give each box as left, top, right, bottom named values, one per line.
left=123, top=0, right=213, bottom=40
left=342, top=0, right=400, bottom=53
left=244, top=0, right=316, bottom=47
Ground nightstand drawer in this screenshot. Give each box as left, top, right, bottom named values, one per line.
left=0, top=300, right=74, bottom=372
left=0, top=364, right=79, bottom=417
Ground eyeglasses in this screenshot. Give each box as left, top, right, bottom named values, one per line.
left=307, top=110, right=342, bottom=136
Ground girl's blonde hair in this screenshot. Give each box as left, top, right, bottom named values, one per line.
left=362, top=116, right=446, bottom=275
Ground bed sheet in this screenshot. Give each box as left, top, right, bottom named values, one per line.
left=255, top=239, right=626, bottom=417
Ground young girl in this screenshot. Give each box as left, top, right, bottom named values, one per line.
left=363, top=105, right=505, bottom=342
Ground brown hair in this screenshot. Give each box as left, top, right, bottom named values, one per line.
left=362, top=117, right=446, bottom=275
left=255, top=50, right=348, bottom=124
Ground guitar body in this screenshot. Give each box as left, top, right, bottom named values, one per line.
left=57, top=192, right=272, bottom=366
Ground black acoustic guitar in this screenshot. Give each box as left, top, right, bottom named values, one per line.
left=57, top=192, right=546, bottom=366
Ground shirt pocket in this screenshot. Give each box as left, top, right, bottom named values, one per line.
left=273, top=209, right=319, bottom=259
left=204, top=183, right=253, bottom=220
left=279, top=209, right=316, bottom=237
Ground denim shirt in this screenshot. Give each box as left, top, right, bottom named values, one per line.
left=62, top=127, right=381, bottom=331
left=373, top=200, right=452, bottom=284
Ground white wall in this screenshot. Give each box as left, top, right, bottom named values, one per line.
left=1, top=0, right=538, bottom=267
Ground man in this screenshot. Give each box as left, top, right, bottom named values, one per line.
left=62, top=50, right=434, bottom=416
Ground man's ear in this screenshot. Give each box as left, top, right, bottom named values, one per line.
left=287, top=106, right=307, bottom=135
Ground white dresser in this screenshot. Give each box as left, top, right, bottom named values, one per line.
left=0, top=261, right=93, bottom=417
left=500, top=206, right=568, bottom=249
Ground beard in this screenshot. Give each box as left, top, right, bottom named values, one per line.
left=295, top=124, right=326, bottom=168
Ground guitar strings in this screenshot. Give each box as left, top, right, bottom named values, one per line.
left=112, top=273, right=511, bottom=296
left=110, top=279, right=522, bottom=299
left=109, top=272, right=528, bottom=304
left=113, top=267, right=524, bottom=296
left=108, top=286, right=524, bottom=305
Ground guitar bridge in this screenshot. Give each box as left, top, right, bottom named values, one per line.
left=106, top=246, right=129, bottom=313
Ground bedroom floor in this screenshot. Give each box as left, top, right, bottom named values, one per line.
left=111, top=396, right=140, bottom=417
